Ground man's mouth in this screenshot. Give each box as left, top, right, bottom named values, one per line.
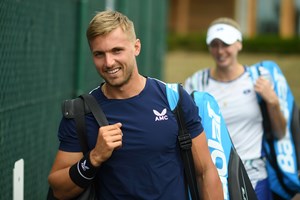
left=107, top=68, right=120, bottom=74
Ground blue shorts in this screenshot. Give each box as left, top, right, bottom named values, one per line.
left=255, top=178, right=273, bottom=200
left=243, top=158, right=273, bottom=200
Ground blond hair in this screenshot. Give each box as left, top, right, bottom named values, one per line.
left=209, top=17, right=241, bottom=32
left=86, top=10, right=136, bottom=42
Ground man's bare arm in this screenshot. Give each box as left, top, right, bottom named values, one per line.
left=48, top=151, right=84, bottom=199
left=192, top=132, right=224, bottom=200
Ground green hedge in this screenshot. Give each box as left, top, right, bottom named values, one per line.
left=167, top=33, right=300, bottom=54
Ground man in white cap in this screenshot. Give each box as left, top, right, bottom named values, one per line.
left=184, top=17, right=286, bottom=200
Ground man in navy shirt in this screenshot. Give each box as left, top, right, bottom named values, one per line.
left=48, top=10, right=223, bottom=200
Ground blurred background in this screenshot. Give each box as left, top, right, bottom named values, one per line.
left=0, top=0, right=299, bottom=199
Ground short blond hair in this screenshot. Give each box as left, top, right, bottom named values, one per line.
left=86, top=10, right=136, bottom=42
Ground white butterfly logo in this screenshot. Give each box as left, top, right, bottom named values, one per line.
left=153, top=108, right=168, bottom=121
left=153, top=108, right=167, bottom=116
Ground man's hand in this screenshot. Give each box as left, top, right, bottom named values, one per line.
left=90, top=122, right=123, bottom=167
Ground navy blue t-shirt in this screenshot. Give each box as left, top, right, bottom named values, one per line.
left=58, top=78, right=203, bottom=200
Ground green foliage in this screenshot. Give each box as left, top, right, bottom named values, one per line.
left=243, top=35, right=300, bottom=54
left=167, top=33, right=300, bottom=54
left=167, top=32, right=207, bottom=51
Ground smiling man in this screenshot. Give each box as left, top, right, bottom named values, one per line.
left=48, top=10, right=223, bottom=200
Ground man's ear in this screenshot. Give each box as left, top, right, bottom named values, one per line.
left=134, top=39, right=141, bottom=56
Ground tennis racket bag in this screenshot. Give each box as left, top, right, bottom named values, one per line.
left=166, top=83, right=257, bottom=200
left=248, top=60, right=300, bottom=199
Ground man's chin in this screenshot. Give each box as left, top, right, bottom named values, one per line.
left=104, top=74, right=130, bottom=88
left=105, top=80, right=124, bottom=88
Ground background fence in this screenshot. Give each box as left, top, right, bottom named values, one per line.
left=0, top=0, right=168, bottom=199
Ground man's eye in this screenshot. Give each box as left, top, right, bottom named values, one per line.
left=113, top=49, right=122, bottom=54
left=94, top=52, right=104, bottom=57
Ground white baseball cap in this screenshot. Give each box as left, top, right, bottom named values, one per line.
left=206, top=23, right=242, bottom=45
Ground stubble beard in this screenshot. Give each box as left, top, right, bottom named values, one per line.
left=104, top=69, right=132, bottom=89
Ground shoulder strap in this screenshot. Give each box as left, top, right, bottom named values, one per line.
left=80, top=94, right=109, bottom=127
left=73, top=98, right=89, bottom=154
left=63, top=94, right=109, bottom=154
left=201, top=68, right=210, bottom=91
left=166, top=83, right=200, bottom=200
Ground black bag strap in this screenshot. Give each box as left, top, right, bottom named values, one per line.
left=79, top=94, right=109, bottom=127
left=47, top=94, right=106, bottom=200
left=72, top=94, right=108, bottom=154
left=174, top=84, right=200, bottom=200
left=73, top=97, right=89, bottom=154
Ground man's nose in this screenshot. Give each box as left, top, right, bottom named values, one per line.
left=104, top=54, right=115, bottom=66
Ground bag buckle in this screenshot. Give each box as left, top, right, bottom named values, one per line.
left=178, top=131, right=192, bottom=150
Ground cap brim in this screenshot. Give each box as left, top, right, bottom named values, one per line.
left=206, top=24, right=242, bottom=45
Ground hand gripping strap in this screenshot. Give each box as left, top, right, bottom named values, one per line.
left=61, top=94, right=109, bottom=154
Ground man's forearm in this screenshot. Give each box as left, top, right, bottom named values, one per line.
left=48, top=167, right=84, bottom=200
left=198, top=169, right=224, bottom=200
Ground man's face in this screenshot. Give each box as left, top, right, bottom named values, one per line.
left=89, top=27, right=141, bottom=87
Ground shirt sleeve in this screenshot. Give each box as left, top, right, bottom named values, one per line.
left=57, top=117, right=82, bottom=152
left=180, top=86, right=204, bottom=138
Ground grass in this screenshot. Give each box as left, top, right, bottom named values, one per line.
left=163, top=50, right=300, bottom=106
